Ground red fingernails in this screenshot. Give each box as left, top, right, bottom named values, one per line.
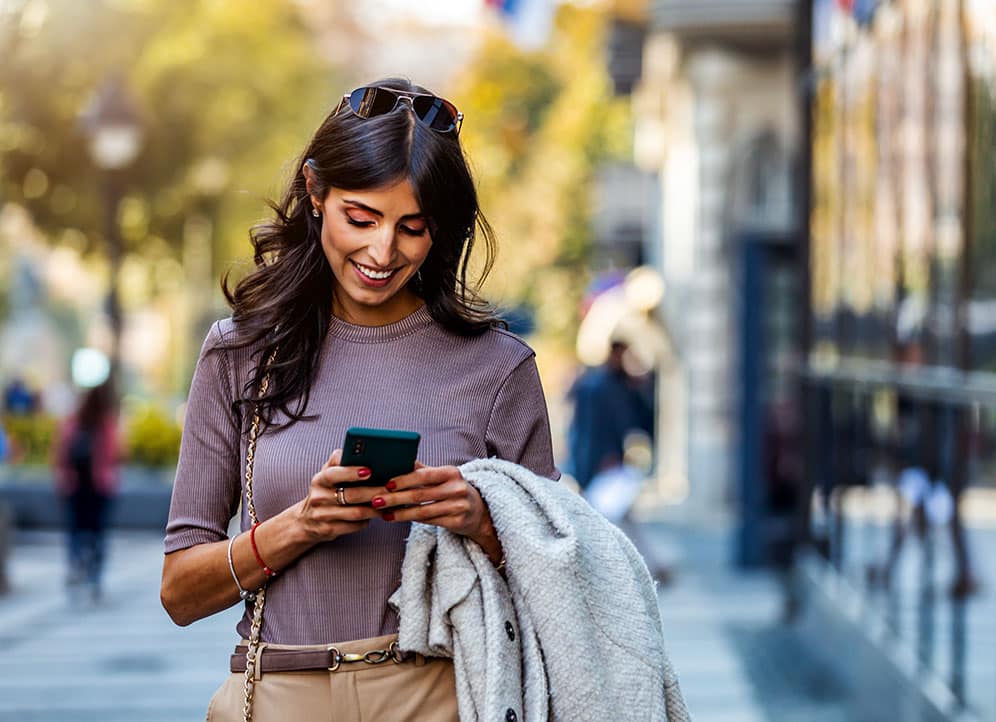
left=372, top=497, right=386, bottom=509
left=382, top=512, right=395, bottom=522
left=386, top=480, right=397, bottom=491
left=357, top=468, right=371, bottom=479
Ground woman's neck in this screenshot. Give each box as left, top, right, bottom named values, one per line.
left=330, top=288, right=424, bottom=327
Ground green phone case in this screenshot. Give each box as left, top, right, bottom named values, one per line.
left=339, top=427, right=421, bottom=487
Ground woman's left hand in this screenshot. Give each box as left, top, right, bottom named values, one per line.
left=373, top=462, right=500, bottom=556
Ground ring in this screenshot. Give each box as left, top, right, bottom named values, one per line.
left=336, top=486, right=347, bottom=506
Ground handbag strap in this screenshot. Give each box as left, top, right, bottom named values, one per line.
left=241, top=352, right=275, bottom=722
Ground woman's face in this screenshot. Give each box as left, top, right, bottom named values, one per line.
left=311, top=176, right=432, bottom=326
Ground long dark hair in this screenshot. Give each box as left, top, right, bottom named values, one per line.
left=76, top=380, right=116, bottom=431
left=222, top=77, right=502, bottom=429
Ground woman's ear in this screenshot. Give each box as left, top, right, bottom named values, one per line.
left=302, top=160, right=317, bottom=196
left=302, top=160, right=325, bottom=216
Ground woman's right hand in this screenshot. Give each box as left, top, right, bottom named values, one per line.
left=162, top=451, right=381, bottom=627
left=294, top=449, right=381, bottom=543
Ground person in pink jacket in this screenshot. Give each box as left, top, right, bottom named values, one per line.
left=54, top=380, right=120, bottom=602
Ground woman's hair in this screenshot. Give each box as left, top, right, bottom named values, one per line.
left=76, top=380, right=116, bottom=431
left=222, top=77, right=502, bottom=429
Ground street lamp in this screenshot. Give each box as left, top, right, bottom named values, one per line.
left=78, top=75, right=144, bottom=373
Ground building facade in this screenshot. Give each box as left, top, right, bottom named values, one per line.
left=624, top=0, right=803, bottom=521
left=799, top=2, right=996, bottom=716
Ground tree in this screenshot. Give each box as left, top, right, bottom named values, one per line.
left=1, top=0, right=337, bottom=394
left=0, top=0, right=334, bottom=293
left=452, top=4, right=631, bottom=347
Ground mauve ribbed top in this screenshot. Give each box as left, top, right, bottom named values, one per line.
left=164, top=305, right=558, bottom=644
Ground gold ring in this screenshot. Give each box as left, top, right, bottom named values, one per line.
left=336, top=486, right=347, bottom=506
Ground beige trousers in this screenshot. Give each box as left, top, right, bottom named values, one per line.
left=206, top=634, right=459, bottom=722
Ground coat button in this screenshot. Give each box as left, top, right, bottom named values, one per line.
left=505, top=709, right=517, bottom=722
left=504, top=621, right=515, bottom=641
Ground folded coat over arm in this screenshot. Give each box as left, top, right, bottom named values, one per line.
left=389, top=458, right=689, bottom=722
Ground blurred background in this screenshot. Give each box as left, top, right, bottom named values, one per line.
left=1, top=0, right=995, bottom=720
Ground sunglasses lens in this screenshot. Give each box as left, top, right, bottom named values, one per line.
left=343, top=87, right=460, bottom=133
left=348, top=87, right=398, bottom=118
left=412, top=96, right=458, bottom=131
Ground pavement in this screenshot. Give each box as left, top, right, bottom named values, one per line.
left=0, top=530, right=239, bottom=722
left=0, top=523, right=863, bottom=722
left=836, top=514, right=996, bottom=722
left=643, top=522, right=867, bottom=722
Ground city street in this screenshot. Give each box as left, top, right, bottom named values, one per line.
left=0, top=523, right=861, bottom=722
left=0, top=531, right=239, bottom=721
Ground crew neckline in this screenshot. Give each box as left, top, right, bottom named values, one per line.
left=327, top=304, right=433, bottom=343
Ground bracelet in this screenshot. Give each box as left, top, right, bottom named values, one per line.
left=249, top=522, right=278, bottom=578
left=227, top=535, right=255, bottom=602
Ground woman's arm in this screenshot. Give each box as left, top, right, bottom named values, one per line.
left=162, top=504, right=311, bottom=626
left=161, top=323, right=382, bottom=625
left=161, top=451, right=381, bottom=626
left=483, top=356, right=559, bottom=480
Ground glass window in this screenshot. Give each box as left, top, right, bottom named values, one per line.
left=966, top=0, right=996, bottom=372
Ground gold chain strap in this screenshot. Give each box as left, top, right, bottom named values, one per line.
left=241, top=354, right=274, bottom=722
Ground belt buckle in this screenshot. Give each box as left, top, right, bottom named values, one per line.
left=327, top=642, right=404, bottom=672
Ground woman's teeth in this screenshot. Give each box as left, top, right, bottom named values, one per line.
left=355, top=263, right=394, bottom=280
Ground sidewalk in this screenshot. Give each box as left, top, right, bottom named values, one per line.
left=642, top=522, right=863, bottom=722
left=0, top=530, right=239, bottom=722
left=0, top=523, right=857, bottom=721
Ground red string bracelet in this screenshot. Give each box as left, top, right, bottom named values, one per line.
left=249, top=522, right=278, bottom=578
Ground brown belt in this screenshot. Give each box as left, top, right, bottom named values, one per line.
left=230, top=641, right=424, bottom=674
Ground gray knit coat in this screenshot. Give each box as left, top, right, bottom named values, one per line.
left=388, top=458, right=690, bottom=722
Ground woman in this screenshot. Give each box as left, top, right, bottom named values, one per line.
left=161, top=78, right=558, bottom=721
left=55, top=379, right=119, bottom=603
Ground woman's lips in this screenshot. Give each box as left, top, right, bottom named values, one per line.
left=351, top=260, right=397, bottom=288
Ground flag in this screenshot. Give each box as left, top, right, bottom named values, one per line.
left=486, top=0, right=555, bottom=50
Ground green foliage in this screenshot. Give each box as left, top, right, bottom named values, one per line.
left=453, top=4, right=632, bottom=347
left=124, top=402, right=182, bottom=467
left=0, top=0, right=335, bottom=274
left=1, top=413, right=58, bottom=465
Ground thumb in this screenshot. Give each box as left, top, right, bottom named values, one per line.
left=325, top=449, right=342, bottom=468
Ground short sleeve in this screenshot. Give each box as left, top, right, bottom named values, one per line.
left=164, top=322, right=243, bottom=553
left=485, top=356, right=560, bottom=480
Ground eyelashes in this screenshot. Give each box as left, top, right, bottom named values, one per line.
left=345, top=217, right=427, bottom=236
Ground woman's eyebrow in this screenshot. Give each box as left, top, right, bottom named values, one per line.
left=342, top=199, right=425, bottom=221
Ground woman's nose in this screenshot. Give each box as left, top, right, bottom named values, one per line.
left=367, top=228, right=397, bottom=266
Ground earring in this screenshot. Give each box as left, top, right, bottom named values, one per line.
left=312, top=208, right=320, bottom=217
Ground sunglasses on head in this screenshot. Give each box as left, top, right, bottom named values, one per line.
left=335, top=86, right=463, bottom=134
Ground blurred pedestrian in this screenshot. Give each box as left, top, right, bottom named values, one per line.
left=161, top=78, right=686, bottom=722
left=53, top=380, right=119, bottom=603
left=871, top=397, right=978, bottom=598
left=3, top=376, right=39, bottom=415
left=567, top=338, right=654, bottom=491
left=0, top=417, right=8, bottom=463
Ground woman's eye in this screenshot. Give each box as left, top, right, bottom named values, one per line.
left=401, top=225, right=427, bottom=236
left=346, top=217, right=374, bottom=227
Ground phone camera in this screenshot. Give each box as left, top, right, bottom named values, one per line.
left=352, top=440, right=365, bottom=454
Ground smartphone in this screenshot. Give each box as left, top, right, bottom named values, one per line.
left=339, top=427, right=420, bottom=488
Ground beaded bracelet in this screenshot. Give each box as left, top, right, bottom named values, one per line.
left=227, top=535, right=255, bottom=602
left=249, top=522, right=278, bottom=578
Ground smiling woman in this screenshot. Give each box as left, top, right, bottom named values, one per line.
left=308, top=179, right=432, bottom=327
left=160, top=77, right=561, bottom=722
